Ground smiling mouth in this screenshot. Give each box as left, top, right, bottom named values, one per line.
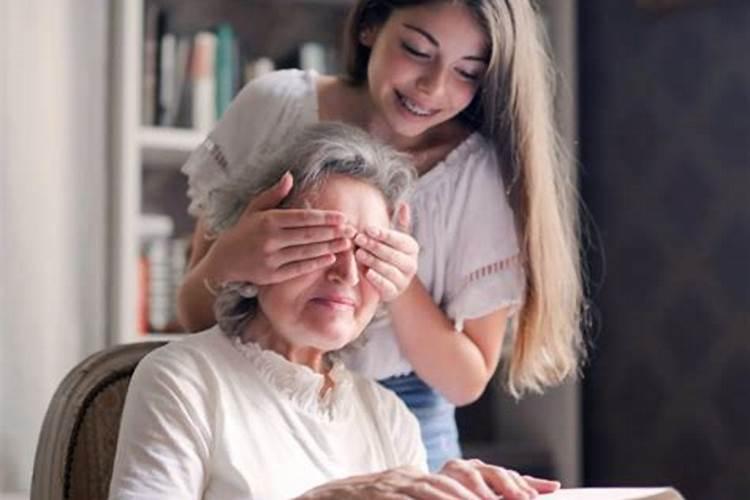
left=310, top=297, right=356, bottom=312
left=395, top=90, right=437, bottom=117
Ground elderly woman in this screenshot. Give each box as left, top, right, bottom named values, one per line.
left=108, top=123, right=559, bottom=500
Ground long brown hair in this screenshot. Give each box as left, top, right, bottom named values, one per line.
left=343, top=0, right=586, bottom=397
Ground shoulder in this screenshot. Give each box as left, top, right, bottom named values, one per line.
left=133, top=328, right=231, bottom=384
left=416, top=132, right=506, bottom=203
left=221, top=68, right=316, bottom=130
left=236, top=68, right=315, bottom=103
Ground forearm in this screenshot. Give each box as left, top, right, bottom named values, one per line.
left=176, top=252, right=220, bottom=332
left=386, top=279, right=494, bottom=406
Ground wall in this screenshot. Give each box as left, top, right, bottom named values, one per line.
left=579, top=1, right=750, bottom=498
left=0, top=0, right=109, bottom=494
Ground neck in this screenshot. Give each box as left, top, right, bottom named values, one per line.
left=241, top=314, right=330, bottom=374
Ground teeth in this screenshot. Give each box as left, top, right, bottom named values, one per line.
left=399, top=93, right=432, bottom=116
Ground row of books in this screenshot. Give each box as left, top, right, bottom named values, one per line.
left=138, top=214, right=188, bottom=334
left=142, top=5, right=337, bottom=130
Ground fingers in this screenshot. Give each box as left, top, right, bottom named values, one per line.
left=484, top=466, right=532, bottom=499
left=353, top=227, right=418, bottom=301
left=522, top=475, right=561, bottom=494
left=508, top=469, right=540, bottom=498
left=364, top=268, right=400, bottom=301
left=273, top=254, right=337, bottom=282
left=356, top=249, right=402, bottom=300
left=244, top=171, right=294, bottom=214
left=354, top=230, right=418, bottom=273
left=437, top=459, right=559, bottom=500
left=477, top=463, right=547, bottom=500
left=273, top=208, right=348, bottom=228
left=439, top=460, right=496, bottom=500
left=277, top=224, right=356, bottom=249
left=273, top=238, right=352, bottom=268
left=361, top=225, right=420, bottom=256
left=402, top=474, right=481, bottom=500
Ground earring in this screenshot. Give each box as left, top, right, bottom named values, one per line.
left=359, top=29, right=373, bottom=46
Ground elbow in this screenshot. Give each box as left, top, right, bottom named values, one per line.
left=444, top=376, right=489, bottom=407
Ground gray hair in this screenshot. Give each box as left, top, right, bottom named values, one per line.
left=205, top=122, right=416, bottom=338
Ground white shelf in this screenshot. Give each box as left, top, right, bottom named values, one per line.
left=140, top=126, right=205, bottom=167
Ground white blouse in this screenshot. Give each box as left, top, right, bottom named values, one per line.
left=108, top=328, right=427, bottom=500
left=182, top=69, right=525, bottom=380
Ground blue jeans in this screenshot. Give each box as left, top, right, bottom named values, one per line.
left=379, top=372, right=461, bottom=472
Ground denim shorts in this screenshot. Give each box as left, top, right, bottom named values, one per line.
left=379, top=372, right=462, bottom=472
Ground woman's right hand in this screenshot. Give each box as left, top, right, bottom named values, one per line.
left=205, top=172, right=356, bottom=286
left=295, top=460, right=561, bottom=500
left=294, top=465, right=489, bottom=500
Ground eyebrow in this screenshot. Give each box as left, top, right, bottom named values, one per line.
left=403, top=23, right=488, bottom=63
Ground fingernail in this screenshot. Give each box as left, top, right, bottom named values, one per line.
left=354, top=234, right=367, bottom=246
left=366, top=226, right=380, bottom=237
left=342, top=225, right=357, bottom=238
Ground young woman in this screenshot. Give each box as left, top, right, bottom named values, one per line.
left=177, top=0, right=585, bottom=472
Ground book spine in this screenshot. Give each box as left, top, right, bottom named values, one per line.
left=170, top=35, right=192, bottom=128
left=215, top=23, right=236, bottom=119
left=158, top=33, right=176, bottom=126
left=191, top=31, right=217, bottom=132
left=145, top=238, right=171, bottom=332
left=299, top=42, right=327, bottom=73
left=141, top=4, right=160, bottom=125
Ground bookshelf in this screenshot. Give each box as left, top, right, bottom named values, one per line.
left=141, top=126, right=204, bottom=166
left=108, top=0, right=351, bottom=345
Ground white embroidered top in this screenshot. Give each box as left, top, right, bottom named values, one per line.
left=108, top=328, right=427, bottom=500
left=182, top=69, right=525, bottom=380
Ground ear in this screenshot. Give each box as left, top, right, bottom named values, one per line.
left=359, top=26, right=378, bottom=47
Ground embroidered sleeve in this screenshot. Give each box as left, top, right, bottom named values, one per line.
left=446, top=254, right=525, bottom=332
left=181, top=70, right=307, bottom=217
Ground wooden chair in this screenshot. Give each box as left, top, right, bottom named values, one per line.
left=30, top=341, right=167, bottom=500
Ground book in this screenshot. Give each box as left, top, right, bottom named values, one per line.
left=191, top=31, right=217, bottom=132
left=244, top=57, right=275, bottom=83
left=158, top=32, right=176, bottom=126
left=141, top=4, right=161, bottom=125
left=139, top=214, right=174, bottom=333
left=541, top=488, right=684, bottom=500
left=299, top=41, right=327, bottom=73
left=215, top=23, right=237, bottom=119
left=171, top=35, right=193, bottom=128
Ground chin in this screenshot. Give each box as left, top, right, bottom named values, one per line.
left=305, top=323, right=358, bottom=352
left=387, top=112, right=432, bottom=138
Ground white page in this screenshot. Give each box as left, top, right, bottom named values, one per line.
left=540, top=488, right=683, bottom=500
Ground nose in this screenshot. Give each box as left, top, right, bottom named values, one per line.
left=326, top=249, right=359, bottom=286
left=415, top=63, right=447, bottom=98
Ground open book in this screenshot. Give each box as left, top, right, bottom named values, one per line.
left=541, top=488, right=684, bottom=500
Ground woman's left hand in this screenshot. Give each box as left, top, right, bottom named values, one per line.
left=439, top=459, right=561, bottom=500
left=354, top=203, right=419, bottom=302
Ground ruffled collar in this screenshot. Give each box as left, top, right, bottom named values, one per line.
left=231, top=337, right=354, bottom=421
